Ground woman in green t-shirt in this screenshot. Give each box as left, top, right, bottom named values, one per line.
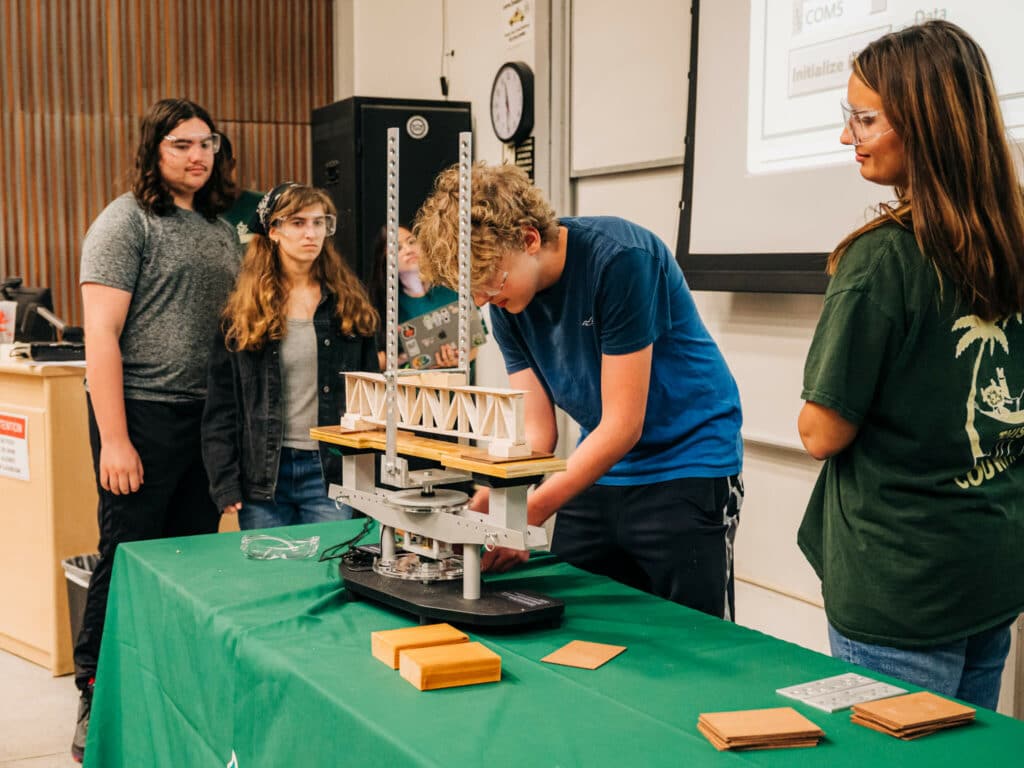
left=370, top=225, right=480, bottom=373
left=798, top=20, right=1024, bottom=709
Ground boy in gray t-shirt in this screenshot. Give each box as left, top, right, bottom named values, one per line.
left=71, top=99, right=239, bottom=765
left=80, top=192, right=239, bottom=401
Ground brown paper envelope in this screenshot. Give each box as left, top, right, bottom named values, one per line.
left=697, top=721, right=732, bottom=751
left=736, top=741, right=822, bottom=751
left=699, top=707, right=824, bottom=741
left=541, top=640, right=627, bottom=669
left=893, top=720, right=973, bottom=741
left=857, top=712, right=974, bottom=734
left=698, top=721, right=820, bottom=751
left=851, top=712, right=970, bottom=741
left=851, top=714, right=973, bottom=740
left=852, top=692, right=975, bottom=729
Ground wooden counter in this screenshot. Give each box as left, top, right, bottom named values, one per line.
left=0, top=360, right=98, bottom=675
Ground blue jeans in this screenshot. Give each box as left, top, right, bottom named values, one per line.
left=239, top=447, right=353, bottom=530
left=827, top=619, right=1015, bottom=710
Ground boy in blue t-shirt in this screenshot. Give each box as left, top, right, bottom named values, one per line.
left=415, top=163, right=743, bottom=619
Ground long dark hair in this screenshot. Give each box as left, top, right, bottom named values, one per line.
left=221, top=185, right=378, bottom=351
left=368, top=224, right=420, bottom=347
left=829, top=21, right=1024, bottom=320
left=131, top=98, right=236, bottom=220
left=369, top=225, right=391, bottom=331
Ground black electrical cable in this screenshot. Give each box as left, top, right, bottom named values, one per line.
left=318, top=517, right=375, bottom=564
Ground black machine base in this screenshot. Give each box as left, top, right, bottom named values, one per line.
left=340, top=562, right=564, bottom=628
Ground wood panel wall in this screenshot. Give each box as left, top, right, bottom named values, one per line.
left=0, top=0, right=334, bottom=326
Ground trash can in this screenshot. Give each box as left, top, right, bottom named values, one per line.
left=62, top=554, right=100, bottom=646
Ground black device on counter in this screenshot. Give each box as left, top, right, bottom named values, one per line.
left=1, top=277, right=58, bottom=342
left=1, top=277, right=84, bottom=347
left=28, top=342, right=85, bottom=361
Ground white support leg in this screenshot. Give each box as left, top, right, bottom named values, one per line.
left=487, top=485, right=529, bottom=534
left=462, top=543, right=481, bottom=600
left=381, top=526, right=396, bottom=562
left=342, top=453, right=377, bottom=492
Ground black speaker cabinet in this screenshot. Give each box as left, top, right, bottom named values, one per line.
left=311, top=97, right=472, bottom=286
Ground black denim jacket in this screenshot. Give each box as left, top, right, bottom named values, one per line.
left=201, top=292, right=377, bottom=510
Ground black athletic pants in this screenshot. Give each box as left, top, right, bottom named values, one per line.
left=551, top=474, right=743, bottom=620
left=73, top=396, right=219, bottom=690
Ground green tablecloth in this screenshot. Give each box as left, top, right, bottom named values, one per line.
left=84, top=520, right=1024, bottom=766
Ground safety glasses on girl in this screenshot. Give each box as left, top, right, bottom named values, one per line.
left=840, top=101, right=894, bottom=145
left=270, top=214, right=337, bottom=238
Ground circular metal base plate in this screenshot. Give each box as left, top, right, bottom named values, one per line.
left=388, top=488, right=468, bottom=513
left=373, top=553, right=464, bottom=581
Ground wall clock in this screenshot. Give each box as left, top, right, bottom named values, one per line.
left=489, top=61, right=534, bottom=144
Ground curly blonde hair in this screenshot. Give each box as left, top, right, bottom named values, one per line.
left=222, top=185, right=378, bottom=351
left=413, top=162, right=559, bottom=290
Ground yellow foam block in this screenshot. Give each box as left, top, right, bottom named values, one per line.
left=399, top=641, right=502, bottom=691
left=371, top=623, right=469, bottom=669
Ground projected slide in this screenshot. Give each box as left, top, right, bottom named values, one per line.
left=748, top=1, right=1024, bottom=174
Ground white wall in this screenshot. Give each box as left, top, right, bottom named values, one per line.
left=334, top=0, right=539, bottom=393
left=335, top=0, right=1020, bottom=717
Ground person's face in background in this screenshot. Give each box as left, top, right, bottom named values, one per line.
left=841, top=74, right=909, bottom=189
left=269, top=203, right=329, bottom=269
left=158, top=117, right=216, bottom=204
left=397, top=227, right=421, bottom=272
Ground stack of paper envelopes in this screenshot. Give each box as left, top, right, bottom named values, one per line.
left=851, top=692, right=975, bottom=740
left=697, top=707, right=824, bottom=751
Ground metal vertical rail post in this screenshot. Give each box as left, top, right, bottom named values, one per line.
left=457, top=131, right=480, bottom=599
left=457, top=132, right=472, bottom=380
left=383, top=128, right=400, bottom=477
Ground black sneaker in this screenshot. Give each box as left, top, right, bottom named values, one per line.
left=71, top=679, right=94, bottom=764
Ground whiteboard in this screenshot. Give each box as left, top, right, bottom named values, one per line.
left=570, top=0, right=689, bottom=175
left=690, top=0, right=1024, bottom=255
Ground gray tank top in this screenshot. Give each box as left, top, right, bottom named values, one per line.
left=280, top=318, right=318, bottom=449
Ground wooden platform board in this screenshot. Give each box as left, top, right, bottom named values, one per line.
left=454, top=446, right=556, bottom=464
left=310, top=425, right=566, bottom=478
left=441, top=453, right=565, bottom=479
left=311, top=426, right=452, bottom=461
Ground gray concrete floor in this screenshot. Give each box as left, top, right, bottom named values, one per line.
left=0, top=650, right=79, bottom=767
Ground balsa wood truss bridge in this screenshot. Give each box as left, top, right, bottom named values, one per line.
left=339, top=372, right=531, bottom=458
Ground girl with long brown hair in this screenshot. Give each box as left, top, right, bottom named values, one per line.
left=202, top=183, right=378, bottom=529
left=797, top=21, right=1024, bottom=708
